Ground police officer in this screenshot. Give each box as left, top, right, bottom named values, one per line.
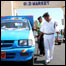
left=38, top=12, right=60, bottom=65
left=37, top=16, right=45, bottom=56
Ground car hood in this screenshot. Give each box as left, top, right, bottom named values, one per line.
left=1, top=30, right=30, bottom=40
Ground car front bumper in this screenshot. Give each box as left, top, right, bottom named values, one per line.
left=1, top=47, right=35, bottom=61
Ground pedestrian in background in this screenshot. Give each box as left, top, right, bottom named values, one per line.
left=37, top=16, right=45, bottom=56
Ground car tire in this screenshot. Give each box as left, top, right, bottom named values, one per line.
left=58, top=42, right=61, bottom=45
left=63, top=39, right=65, bottom=43
left=27, top=56, right=34, bottom=65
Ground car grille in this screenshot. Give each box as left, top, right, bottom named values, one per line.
left=1, top=40, right=14, bottom=48
left=1, top=40, right=14, bottom=43
left=1, top=44, right=13, bottom=47
left=6, top=53, right=16, bottom=59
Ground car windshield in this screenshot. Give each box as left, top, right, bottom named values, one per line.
left=1, top=22, right=30, bottom=30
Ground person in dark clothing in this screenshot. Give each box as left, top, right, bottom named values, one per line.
left=37, top=16, right=45, bottom=56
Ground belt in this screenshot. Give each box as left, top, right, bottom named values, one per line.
left=44, top=33, right=54, bottom=35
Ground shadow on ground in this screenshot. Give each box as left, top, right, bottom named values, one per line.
left=0, top=61, right=31, bottom=65
left=34, top=59, right=45, bottom=65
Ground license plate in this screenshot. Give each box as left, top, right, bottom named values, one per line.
left=1, top=51, right=6, bottom=59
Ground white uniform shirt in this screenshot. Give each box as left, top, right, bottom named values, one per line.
left=40, top=19, right=59, bottom=33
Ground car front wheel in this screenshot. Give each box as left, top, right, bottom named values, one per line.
left=27, top=56, right=34, bottom=65
left=58, top=42, right=61, bottom=45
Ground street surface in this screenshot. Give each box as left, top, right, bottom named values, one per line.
left=34, top=42, right=65, bottom=65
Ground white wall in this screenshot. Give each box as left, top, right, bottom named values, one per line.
left=1, top=1, right=13, bottom=16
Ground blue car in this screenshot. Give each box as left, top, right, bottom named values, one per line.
left=1, top=16, right=35, bottom=65
left=54, top=33, right=62, bottom=45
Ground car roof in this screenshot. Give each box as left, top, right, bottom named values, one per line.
left=1, top=19, right=29, bottom=23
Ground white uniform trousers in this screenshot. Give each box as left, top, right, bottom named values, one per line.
left=43, top=34, right=55, bottom=62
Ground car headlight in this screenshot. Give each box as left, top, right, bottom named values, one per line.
left=28, top=39, right=33, bottom=46
left=19, top=40, right=28, bottom=46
